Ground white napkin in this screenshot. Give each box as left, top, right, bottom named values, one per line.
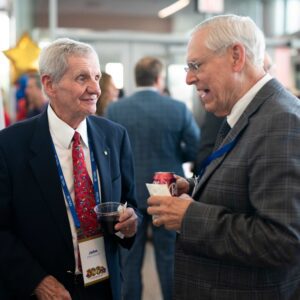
left=115, top=202, right=127, bottom=239
left=145, top=183, right=171, bottom=196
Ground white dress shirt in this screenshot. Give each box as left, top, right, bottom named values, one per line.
left=227, top=73, right=272, bottom=128
left=47, top=105, right=93, bottom=273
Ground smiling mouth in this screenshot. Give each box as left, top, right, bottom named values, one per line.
left=81, top=98, right=97, bottom=102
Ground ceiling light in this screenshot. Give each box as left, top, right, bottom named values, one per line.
left=158, top=0, right=190, bottom=18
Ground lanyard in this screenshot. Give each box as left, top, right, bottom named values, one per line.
left=198, top=135, right=240, bottom=178
left=52, top=141, right=101, bottom=229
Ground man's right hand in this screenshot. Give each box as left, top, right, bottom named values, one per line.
left=174, top=175, right=190, bottom=196
left=34, top=275, right=71, bottom=300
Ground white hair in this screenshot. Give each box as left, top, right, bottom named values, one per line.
left=39, top=38, right=99, bottom=83
left=192, top=14, right=266, bottom=67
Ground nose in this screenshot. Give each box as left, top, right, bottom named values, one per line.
left=87, top=79, right=101, bottom=96
left=185, top=71, right=197, bottom=86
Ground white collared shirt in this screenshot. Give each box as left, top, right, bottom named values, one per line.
left=48, top=105, right=93, bottom=273
left=227, top=73, right=272, bottom=128
left=135, top=86, right=159, bottom=93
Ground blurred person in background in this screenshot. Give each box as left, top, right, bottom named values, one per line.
left=148, top=14, right=300, bottom=300
left=0, top=88, right=11, bottom=127
left=106, top=56, right=200, bottom=300
left=4, top=110, right=11, bottom=127
left=96, top=72, right=119, bottom=116
left=192, top=111, right=224, bottom=175
left=15, top=75, right=28, bottom=121
left=263, top=51, right=275, bottom=74
left=25, top=72, right=48, bottom=118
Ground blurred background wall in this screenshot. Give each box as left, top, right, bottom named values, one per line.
left=1, top=0, right=300, bottom=123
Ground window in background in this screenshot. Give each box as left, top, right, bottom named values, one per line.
left=286, top=0, right=300, bottom=34
left=0, top=11, right=10, bottom=90
left=167, top=64, right=194, bottom=110
left=105, top=63, right=124, bottom=89
left=274, top=47, right=294, bottom=90
left=197, top=0, right=224, bottom=13
left=38, top=40, right=51, bottom=49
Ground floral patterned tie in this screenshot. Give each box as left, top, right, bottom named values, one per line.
left=72, top=131, right=99, bottom=238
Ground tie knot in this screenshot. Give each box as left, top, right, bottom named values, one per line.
left=73, top=131, right=81, bottom=144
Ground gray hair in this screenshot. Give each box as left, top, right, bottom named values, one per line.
left=39, top=38, right=99, bottom=83
left=192, top=15, right=265, bottom=67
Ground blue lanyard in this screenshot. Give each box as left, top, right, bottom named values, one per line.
left=52, top=140, right=101, bottom=229
left=198, top=136, right=240, bottom=178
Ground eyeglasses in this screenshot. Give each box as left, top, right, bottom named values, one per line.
left=184, top=61, right=203, bottom=73
left=184, top=45, right=229, bottom=74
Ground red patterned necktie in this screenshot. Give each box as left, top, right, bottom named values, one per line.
left=72, top=131, right=99, bottom=237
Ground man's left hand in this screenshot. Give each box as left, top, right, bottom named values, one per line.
left=115, top=207, right=138, bottom=238
left=147, top=194, right=193, bottom=231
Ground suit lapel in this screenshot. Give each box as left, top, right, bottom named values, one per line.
left=87, top=118, right=112, bottom=203
left=193, top=116, right=249, bottom=197
left=193, top=78, right=279, bottom=197
left=29, top=111, right=73, bottom=253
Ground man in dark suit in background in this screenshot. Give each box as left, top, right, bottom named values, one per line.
left=192, top=111, right=224, bottom=175
left=148, top=14, right=300, bottom=299
left=106, top=56, right=200, bottom=300
left=0, top=38, right=138, bottom=300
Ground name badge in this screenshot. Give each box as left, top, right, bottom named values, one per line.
left=78, top=235, right=109, bottom=286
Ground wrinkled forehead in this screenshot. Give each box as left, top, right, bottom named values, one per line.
left=67, top=52, right=100, bottom=68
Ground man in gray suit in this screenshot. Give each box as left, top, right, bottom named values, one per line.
left=148, top=15, right=300, bottom=300
left=106, top=56, right=200, bottom=300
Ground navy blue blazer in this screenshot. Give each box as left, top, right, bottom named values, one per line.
left=0, top=110, right=137, bottom=299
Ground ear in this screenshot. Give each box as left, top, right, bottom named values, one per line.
left=230, top=43, right=246, bottom=72
left=154, top=75, right=160, bottom=86
left=41, top=75, right=55, bottom=98
left=154, top=75, right=165, bottom=92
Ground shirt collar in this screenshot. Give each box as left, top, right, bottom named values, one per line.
left=135, top=86, right=159, bottom=93
left=227, top=73, right=272, bottom=128
left=47, top=105, right=89, bottom=149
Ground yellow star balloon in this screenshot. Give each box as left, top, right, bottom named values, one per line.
left=3, top=32, right=41, bottom=83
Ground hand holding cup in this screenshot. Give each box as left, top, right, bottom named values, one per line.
left=94, top=202, right=137, bottom=238
left=94, top=202, right=123, bottom=235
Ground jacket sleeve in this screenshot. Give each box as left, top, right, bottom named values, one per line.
left=179, top=109, right=300, bottom=268
left=117, top=128, right=141, bottom=248
left=193, top=112, right=224, bottom=175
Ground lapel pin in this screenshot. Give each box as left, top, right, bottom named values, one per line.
left=104, top=150, right=108, bottom=156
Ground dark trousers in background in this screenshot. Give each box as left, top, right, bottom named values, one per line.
left=120, top=212, right=176, bottom=300
left=70, top=279, right=112, bottom=300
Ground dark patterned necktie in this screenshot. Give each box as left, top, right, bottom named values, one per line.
left=214, top=120, right=231, bottom=150
left=72, top=131, right=99, bottom=237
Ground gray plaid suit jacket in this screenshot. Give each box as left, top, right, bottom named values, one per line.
left=175, top=79, right=300, bottom=300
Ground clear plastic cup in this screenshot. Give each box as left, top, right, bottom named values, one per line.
left=94, top=202, right=124, bottom=235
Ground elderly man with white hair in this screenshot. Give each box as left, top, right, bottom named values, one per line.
left=0, top=38, right=139, bottom=300
left=148, top=14, right=300, bottom=300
